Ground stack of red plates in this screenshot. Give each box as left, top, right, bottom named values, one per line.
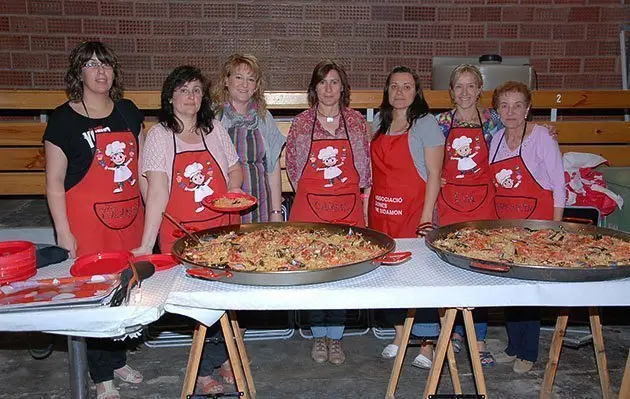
left=0, top=241, right=36, bottom=284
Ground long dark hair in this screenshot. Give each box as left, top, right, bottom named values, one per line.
left=65, top=41, right=123, bottom=102
left=306, top=59, right=351, bottom=108
left=159, top=65, right=214, bottom=135
left=374, top=66, right=430, bottom=140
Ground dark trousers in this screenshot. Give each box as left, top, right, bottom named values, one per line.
left=505, top=307, right=541, bottom=362
left=199, top=324, right=228, bottom=377
left=86, top=338, right=126, bottom=383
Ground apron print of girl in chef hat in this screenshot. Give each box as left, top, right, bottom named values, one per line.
left=450, top=136, right=481, bottom=179
left=97, top=140, right=137, bottom=194
left=179, top=161, right=214, bottom=213
left=495, top=167, right=522, bottom=189
left=312, top=145, right=348, bottom=188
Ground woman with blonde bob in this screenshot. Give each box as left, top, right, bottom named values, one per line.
left=213, top=54, right=286, bottom=223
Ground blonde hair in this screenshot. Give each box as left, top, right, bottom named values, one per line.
left=492, top=81, right=532, bottom=109
left=449, top=64, right=483, bottom=106
left=213, top=54, right=267, bottom=117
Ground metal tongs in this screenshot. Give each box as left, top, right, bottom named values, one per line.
left=110, top=260, right=155, bottom=307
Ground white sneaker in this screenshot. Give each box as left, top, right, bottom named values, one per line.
left=381, top=344, right=399, bottom=359
left=411, top=353, right=433, bottom=369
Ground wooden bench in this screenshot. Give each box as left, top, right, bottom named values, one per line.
left=0, top=89, right=629, bottom=195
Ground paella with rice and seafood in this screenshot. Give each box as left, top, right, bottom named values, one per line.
left=432, top=227, right=630, bottom=268
left=181, top=226, right=385, bottom=271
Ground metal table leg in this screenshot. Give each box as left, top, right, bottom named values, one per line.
left=67, top=335, right=89, bottom=399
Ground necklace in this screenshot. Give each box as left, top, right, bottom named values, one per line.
left=317, top=107, right=340, bottom=123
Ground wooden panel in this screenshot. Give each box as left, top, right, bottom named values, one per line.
left=559, top=145, right=630, bottom=167
left=553, top=122, right=630, bottom=144
left=0, top=122, right=46, bottom=145
left=0, top=147, right=45, bottom=171
left=281, top=170, right=293, bottom=193
left=2, top=89, right=630, bottom=111
left=0, top=172, right=45, bottom=195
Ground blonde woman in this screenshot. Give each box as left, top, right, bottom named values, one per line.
left=213, top=54, right=286, bottom=223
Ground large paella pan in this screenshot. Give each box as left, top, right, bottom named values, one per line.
left=172, top=222, right=399, bottom=286
left=425, top=219, right=630, bottom=282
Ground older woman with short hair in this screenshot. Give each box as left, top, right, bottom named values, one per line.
left=490, top=81, right=565, bottom=374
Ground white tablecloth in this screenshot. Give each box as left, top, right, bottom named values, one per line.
left=0, top=260, right=174, bottom=338
left=164, top=239, right=630, bottom=315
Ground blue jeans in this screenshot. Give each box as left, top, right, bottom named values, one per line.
left=453, top=308, right=488, bottom=341
left=310, top=310, right=345, bottom=340
left=384, top=308, right=440, bottom=339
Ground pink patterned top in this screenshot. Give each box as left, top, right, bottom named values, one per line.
left=285, top=107, right=372, bottom=189
left=141, top=122, right=240, bottom=187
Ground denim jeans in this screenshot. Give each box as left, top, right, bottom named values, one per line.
left=310, top=310, right=346, bottom=340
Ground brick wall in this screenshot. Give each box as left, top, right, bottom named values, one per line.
left=0, top=0, right=627, bottom=91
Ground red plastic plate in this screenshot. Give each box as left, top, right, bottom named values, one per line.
left=186, top=267, right=233, bottom=280
left=134, top=253, right=180, bottom=271
left=202, top=192, right=257, bottom=213
left=70, top=251, right=133, bottom=277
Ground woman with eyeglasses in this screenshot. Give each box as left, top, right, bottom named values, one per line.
left=133, top=65, right=243, bottom=395
left=44, top=41, right=145, bottom=399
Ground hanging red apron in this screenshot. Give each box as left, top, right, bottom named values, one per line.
left=437, top=110, right=496, bottom=226
left=368, top=131, right=426, bottom=238
left=158, top=133, right=231, bottom=253
left=66, top=121, right=144, bottom=257
left=289, top=111, right=364, bottom=227
left=489, top=123, right=554, bottom=221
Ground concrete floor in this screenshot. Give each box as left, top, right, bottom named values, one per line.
left=0, top=199, right=628, bottom=399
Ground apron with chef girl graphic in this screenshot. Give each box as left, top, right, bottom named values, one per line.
left=158, top=133, right=230, bottom=253
left=489, top=123, right=554, bottom=221
left=66, top=107, right=144, bottom=257
left=368, top=130, right=426, bottom=238
left=437, top=110, right=497, bottom=226
left=289, top=112, right=364, bottom=226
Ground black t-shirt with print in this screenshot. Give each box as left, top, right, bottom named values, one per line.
left=43, top=99, right=144, bottom=191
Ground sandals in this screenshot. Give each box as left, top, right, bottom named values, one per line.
left=196, top=375, right=224, bottom=395
left=113, top=364, right=143, bottom=384
left=381, top=344, right=399, bottom=359
left=411, top=352, right=433, bottom=369
left=219, top=361, right=235, bottom=385
left=450, top=336, right=464, bottom=354
left=96, top=380, right=120, bottom=399
left=479, top=351, right=495, bottom=367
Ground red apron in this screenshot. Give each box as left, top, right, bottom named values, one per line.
left=437, top=110, right=496, bottom=226
left=368, top=131, right=426, bottom=238
left=158, top=133, right=231, bottom=253
left=489, top=123, right=554, bottom=221
left=289, top=112, right=364, bottom=226
left=66, top=118, right=144, bottom=256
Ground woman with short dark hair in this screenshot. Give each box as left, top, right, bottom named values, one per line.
left=133, top=65, right=243, bottom=254
left=44, top=40, right=145, bottom=399
left=285, top=59, right=371, bottom=365
left=133, top=65, right=243, bottom=394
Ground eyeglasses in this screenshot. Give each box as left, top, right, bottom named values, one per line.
left=83, top=61, right=114, bottom=70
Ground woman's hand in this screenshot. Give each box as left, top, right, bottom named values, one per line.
left=542, top=124, right=558, bottom=140
left=57, top=230, right=77, bottom=258
left=131, top=246, right=152, bottom=257
left=228, top=187, right=245, bottom=194
left=270, top=212, right=284, bottom=223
